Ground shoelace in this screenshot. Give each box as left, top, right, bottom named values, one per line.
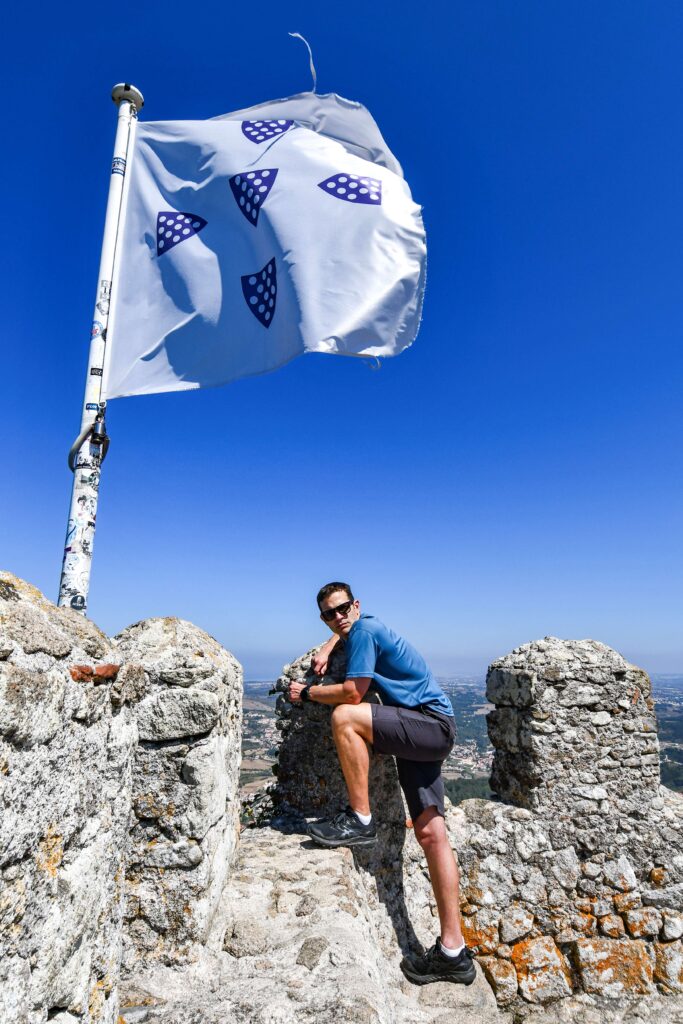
left=330, top=808, right=356, bottom=827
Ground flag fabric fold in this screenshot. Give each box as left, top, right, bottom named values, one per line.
left=103, top=92, right=426, bottom=400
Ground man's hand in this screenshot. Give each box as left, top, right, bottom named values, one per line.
left=311, top=636, right=339, bottom=676
left=288, top=679, right=307, bottom=704
left=311, top=650, right=329, bottom=675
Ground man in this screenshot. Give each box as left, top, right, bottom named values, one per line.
left=287, top=582, right=475, bottom=987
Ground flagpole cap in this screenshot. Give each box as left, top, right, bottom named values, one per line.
left=111, top=83, right=144, bottom=112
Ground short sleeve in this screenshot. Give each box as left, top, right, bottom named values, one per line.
left=345, top=627, right=377, bottom=678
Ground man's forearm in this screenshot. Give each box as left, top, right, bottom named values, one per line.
left=308, top=677, right=369, bottom=706
left=308, top=682, right=354, bottom=705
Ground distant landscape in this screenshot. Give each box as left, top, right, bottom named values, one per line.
left=240, top=674, right=683, bottom=804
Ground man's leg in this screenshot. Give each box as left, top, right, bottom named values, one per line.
left=307, top=703, right=376, bottom=847
left=400, top=804, right=475, bottom=985
left=413, top=806, right=464, bottom=949
left=330, top=703, right=373, bottom=815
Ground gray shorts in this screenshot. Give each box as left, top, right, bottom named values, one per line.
left=370, top=704, right=456, bottom=822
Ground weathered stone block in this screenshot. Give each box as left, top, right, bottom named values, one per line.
left=572, top=937, right=654, bottom=996
left=603, top=855, right=638, bottom=892
left=654, top=940, right=683, bottom=993
left=135, top=688, right=220, bottom=740
left=478, top=955, right=518, bottom=1005
left=499, top=903, right=535, bottom=944
left=461, top=908, right=500, bottom=953
left=625, top=907, right=663, bottom=938
left=642, top=883, right=683, bottom=910
left=662, top=911, right=683, bottom=942
left=599, top=914, right=626, bottom=938
left=511, top=936, right=573, bottom=1003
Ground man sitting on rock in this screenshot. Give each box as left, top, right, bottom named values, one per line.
left=287, top=582, right=475, bottom=986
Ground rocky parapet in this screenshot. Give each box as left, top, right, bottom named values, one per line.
left=112, top=618, right=243, bottom=971
left=0, top=575, right=243, bottom=1023
left=0, top=573, right=137, bottom=1024
left=451, top=637, right=683, bottom=1008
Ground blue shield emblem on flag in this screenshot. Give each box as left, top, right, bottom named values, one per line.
left=156, top=212, right=207, bottom=256
left=318, top=173, right=382, bottom=205
left=241, top=119, right=293, bottom=144
left=241, top=260, right=277, bottom=327
left=229, top=169, right=278, bottom=225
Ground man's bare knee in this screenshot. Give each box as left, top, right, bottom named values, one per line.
left=331, top=704, right=354, bottom=731
left=331, top=703, right=373, bottom=743
left=414, top=807, right=447, bottom=851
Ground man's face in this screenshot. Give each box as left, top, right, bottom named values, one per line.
left=319, top=589, right=360, bottom=638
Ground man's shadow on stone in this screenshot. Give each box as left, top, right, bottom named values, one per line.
left=270, top=651, right=422, bottom=956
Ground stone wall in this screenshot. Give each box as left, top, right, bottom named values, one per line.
left=113, top=618, right=242, bottom=971
left=456, top=637, right=683, bottom=1006
left=0, top=575, right=243, bottom=1023
left=266, top=634, right=683, bottom=1013
left=0, top=573, right=137, bottom=1024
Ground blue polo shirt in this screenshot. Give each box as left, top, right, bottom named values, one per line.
left=344, top=614, right=453, bottom=716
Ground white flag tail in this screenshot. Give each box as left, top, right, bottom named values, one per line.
left=103, top=92, right=426, bottom=400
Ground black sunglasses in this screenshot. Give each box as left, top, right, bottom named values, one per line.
left=320, top=599, right=354, bottom=622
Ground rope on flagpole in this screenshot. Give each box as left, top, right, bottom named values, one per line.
left=288, top=32, right=318, bottom=93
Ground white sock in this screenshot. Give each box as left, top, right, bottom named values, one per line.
left=439, top=940, right=465, bottom=958
left=353, top=809, right=372, bottom=826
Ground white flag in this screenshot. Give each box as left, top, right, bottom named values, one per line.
left=103, top=92, right=426, bottom=400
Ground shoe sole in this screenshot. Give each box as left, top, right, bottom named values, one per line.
left=400, top=964, right=476, bottom=986
left=306, top=832, right=377, bottom=848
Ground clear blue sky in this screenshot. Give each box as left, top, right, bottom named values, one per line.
left=2, top=2, right=682, bottom=677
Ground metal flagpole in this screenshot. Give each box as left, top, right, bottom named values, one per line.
left=58, top=83, right=144, bottom=613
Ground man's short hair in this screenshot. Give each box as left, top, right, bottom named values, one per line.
left=316, top=582, right=354, bottom=608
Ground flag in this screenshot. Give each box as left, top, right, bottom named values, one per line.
left=103, top=92, right=426, bottom=400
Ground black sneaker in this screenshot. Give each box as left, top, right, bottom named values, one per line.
left=307, top=806, right=377, bottom=848
left=400, top=940, right=476, bottom=986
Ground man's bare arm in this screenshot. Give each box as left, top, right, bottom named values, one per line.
left=288, top=677, right=371, bottom=706
left=311, top=634, right=341, bottom=675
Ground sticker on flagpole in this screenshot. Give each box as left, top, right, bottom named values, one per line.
left=241, top=119, right=293, bottom=144
left=229, top=169, right=278, bottom=226
left=156, top=212, right=207, bottom=256
left=318, top=173, right=382, bottom=205
left=241, top=260, right=277, bottom=328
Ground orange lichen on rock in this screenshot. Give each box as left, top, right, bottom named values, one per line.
left=511, top=936, right=573, bottom=1004
left=653, top=941, right=683, bottom=993
left=572, top=938, right=654, bottom=996
left=461, top=908, right=500, bottom=954
left=572, top=912, right=597, bottom=936
left=613, top=891, right=641, bottom=913
left=599, top=914, right=625, bottom=938
left=36, top=826, right=63, bottom=878
left=624, top=908, right=662, bottom=939
left=478, top=955, right=518, bottom=1006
